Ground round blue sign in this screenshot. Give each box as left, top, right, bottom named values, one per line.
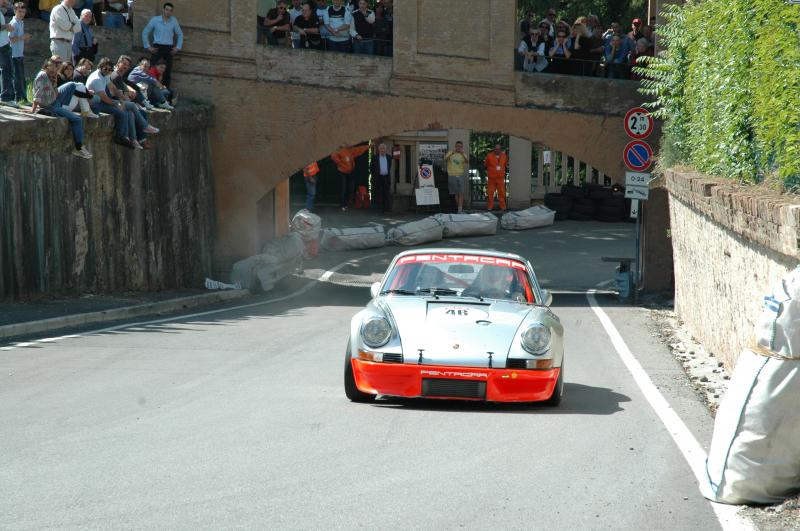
left=623, top=140, right=653, bottom=171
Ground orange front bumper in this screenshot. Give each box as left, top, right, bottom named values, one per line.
left=352, top=359, right=560, bottom=402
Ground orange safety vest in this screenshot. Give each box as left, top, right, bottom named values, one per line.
left=303, top=161, right=320, bottom=177
left=331, top=145, right=370, bottom=174
left=484, top=151, right=508, bottom=179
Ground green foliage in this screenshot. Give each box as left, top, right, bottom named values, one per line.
left=515, top=0, right=646, bottom=28
left=636, top=0, right=800, bottom=187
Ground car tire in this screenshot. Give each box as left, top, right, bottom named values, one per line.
left=542, top=365, right=564, bottom=407
left=344, top=340, right=375, bottom=402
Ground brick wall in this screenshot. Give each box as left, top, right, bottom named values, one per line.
left=666, top=168, right=799, bottom=367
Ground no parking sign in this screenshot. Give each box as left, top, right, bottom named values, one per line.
left=418, top=164, right=435, bottom=188
left=623, top=140, right=654, bottom=172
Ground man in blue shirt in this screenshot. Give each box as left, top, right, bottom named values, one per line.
left=141, top=1, right=182, bottom=86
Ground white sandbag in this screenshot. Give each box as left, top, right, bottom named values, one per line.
left=231, top=233, right=303, bottom=292
left=386, top=217, right=444, bottom=246
left=500, top=205, right=556, bottom=230
left=291, top=209, right=322, bottom=242
left=702, top=266, right=800, bottom=504
left=320, top=226, right=386, bottom=251
left=434, top=212, right=498, bottom=238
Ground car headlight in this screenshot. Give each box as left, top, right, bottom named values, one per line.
left=521, top=323, right=551, bottom=354
left=361, top=316, right=392, bottom=348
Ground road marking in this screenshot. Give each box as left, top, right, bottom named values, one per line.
left=0, top=253, right=388, bottom=352
left=587, top=291, right=754, bottom=531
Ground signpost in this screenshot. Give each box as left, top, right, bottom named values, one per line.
left=415, top=163, right=439, bottom=206
left=624, top=107, right=654, bottom=140
left=623, top=140, right=654, bottom=172
left=624, top=171, right=650, bottom=201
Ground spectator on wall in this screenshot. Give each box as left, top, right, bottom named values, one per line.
left=332, top=143, right=370, bottom=211
left=38, top=0, right=59, bottom=21
left=72, top=8, right=97, bottom=62
left=73, top=57, right=92, bottom=82
left=0, top=0, right=17, bottom=107
left=28, top=57, right=92, bottom=158
left=628, top=18, right=643, bottom=41
left=587, top=14, right=605, bottom=72
left=570, top=22, right=592, bottom=75
left=629, top=37, right=653, bottom=80
left=265, top=0, right=290, bottom=46
left=484, top=143, right=508, bottom=212
left=547, top=28, right=571, bottom=74
left=128, top=57, right=172, bottom=109
left=350, top=0, right=374, bottom=55
left=519, top=10, right=534, bottom=36
left=9, top=1, right=29, bottom=105
left=86, top=56, right=133, bottom=147
left=141, top=2, right=182, bottom=86
left=373, top=2, right=391, bottom=56
left=324, top=0, right=351, bottom=53
left=314, top=0, right=330, bottom=48
left=56, top=61, right=98, bottom=116
left=287, top=0, right=302, bottom=48
left=292, top=2, right=321, bottom=50
left=540, top=7, right=556, bottom=38
left=517, top=26, right=547, bottom=73
left=102, top=0, right=126, bottom=28
left=604, top=33, right=628, bottom=79
left=147, top=57, right=174, bottom=105
left=49, top=0, right=81, bottom=63
left=256, top=0, right=270, bottom=45
left=370, top=143, right=392, bottom=212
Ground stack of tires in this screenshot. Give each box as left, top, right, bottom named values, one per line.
left=545, top=184, right=629, bottom=223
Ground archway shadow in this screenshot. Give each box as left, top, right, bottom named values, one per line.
left=368, top=382, right=630, bottom=415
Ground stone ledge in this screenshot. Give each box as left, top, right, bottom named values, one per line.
left=665, top=168, right=800, bottom=258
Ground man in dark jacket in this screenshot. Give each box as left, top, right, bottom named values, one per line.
left=370, top=143, right=393, bottom=212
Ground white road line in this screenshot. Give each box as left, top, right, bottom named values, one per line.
left=586, top=291, right=754, bottom=531
left=0, top=253, right=387, bottom=352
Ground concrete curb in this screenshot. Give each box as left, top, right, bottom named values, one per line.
left=0, top=290, right=250, bottom=341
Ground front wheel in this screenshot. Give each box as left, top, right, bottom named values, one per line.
left=541, top=365, right=564, bottom=407
left=344, top=340, right=375, bottom=402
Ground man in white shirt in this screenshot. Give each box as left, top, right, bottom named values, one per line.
left=49, top=0, right=81, bottom=62
left=288, top=0, right=302, bottom=49
left=0, top=0, right=17, bottom=107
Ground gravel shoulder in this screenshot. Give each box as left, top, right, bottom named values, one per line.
left=643, top=297, right=800, bottom=530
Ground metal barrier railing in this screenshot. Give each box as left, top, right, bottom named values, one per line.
left=515, top=55, right=636, bottom=80
left=259, top=35, right=393, bottom=56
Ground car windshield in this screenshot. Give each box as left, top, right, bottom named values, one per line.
left=382, top=253, right=536, bottom=303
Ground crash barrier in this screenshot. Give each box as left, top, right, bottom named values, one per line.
left=291, top=209, right=322, bottom=259
left=701, top=266, right=800, bottom=504
left=433, top=212, right=498, bottom=238
left=544, top=184, right=630, bottom=222
left=500, top=205, right=556, bottom=230
left=320, top=226, right=386, bottom=251
left=230, top=233, right=304, bottom=292
left=386, top=217, right=445, bottom=246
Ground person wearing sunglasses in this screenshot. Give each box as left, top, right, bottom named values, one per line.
left=548, top=30, right=571, bottom=74
left=264, top=0, right=291, bottom=46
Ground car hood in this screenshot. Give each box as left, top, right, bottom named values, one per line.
left=380, top=296, right=532, bottom=367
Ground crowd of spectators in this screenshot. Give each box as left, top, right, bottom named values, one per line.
left=257, top=0, right=393, bottom=56
left=515, top=7, right=656, bottom=80
left=0, top=0, right=181, bottom=159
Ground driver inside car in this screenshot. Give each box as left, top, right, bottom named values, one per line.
left=464, top=265, right=513, bottom=300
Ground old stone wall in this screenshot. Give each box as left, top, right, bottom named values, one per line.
left=0, top=105, right=215, bottom=299
left=666, top=169, right=799, bottom=366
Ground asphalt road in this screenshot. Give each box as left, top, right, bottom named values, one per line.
left=1, top=223, right=732, bottom=530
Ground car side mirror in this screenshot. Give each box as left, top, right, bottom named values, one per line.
left=370, top=281, right=381, bottom=299
left=541, top=289, right=553, bottom=306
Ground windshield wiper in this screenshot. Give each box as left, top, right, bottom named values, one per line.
left=380, top=289, right=416, bottom=296
left=416, top=287, right=459, bottom=297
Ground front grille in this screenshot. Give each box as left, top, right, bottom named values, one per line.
left=506, top=358, right=528, bottom=369
left=383, top=353, right=403, bottom=363
left=422, top=379, right=486, bottom=399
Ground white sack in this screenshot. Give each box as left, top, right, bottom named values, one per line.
left=290, top=209, right=322, bottom=242
left=500, top=205, right=556, bottom=230
left=386, top=217, right=444, bottom=246
left=702, top=266, right=800, bottom=504
left=434, top=213, right=498, bottom=238
left=320, top=226, right=386, bottom=251
left=231, top=233, right=303, bottom=292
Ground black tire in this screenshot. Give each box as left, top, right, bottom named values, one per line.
left=587, top=186, right=613, bottom=200
left=542, top=364, right=564, bottom=407
left=561, top=184, right=586, bottom=199
left=544, top=193, right=572, bottom=210
left=344, top=340, right=375, bottom=402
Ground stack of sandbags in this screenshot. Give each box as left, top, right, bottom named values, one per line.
left=230, top=233, right=304, bottom=292
left=386, top=217, right=444, bottom=246
left=701, top=266, right=800, bottom=504
left=434, top=212, right=498, bottom=238
left=320, top=226, right=386, bottom=251
left=500, top=205, right=556, bottom=230
left=291, top=209, right=322, bottom=259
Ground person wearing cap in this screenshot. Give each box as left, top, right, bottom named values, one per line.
left=49, top=0, right=82, bottom=62
left=72, top=8, right=97, bottom=62
left=628, top=18, right=643, bottom=41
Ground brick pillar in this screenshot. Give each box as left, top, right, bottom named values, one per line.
left=508, top=136, right=532, bottom=210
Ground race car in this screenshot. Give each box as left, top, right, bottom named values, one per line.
left=344, top=248, right=564, bottom=405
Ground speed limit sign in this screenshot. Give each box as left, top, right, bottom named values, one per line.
left=624, top=107, right=654, bottom=140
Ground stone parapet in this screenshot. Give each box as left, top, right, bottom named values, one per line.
left=0, top=104, right=216, bottom=299
left=665, top=168, right=799, bottom=367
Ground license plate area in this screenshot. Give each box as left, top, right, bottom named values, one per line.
left=421, top=378, right=487, bottom=399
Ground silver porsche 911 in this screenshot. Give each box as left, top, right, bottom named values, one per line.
left=344, top=248, right=564, bottom=405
